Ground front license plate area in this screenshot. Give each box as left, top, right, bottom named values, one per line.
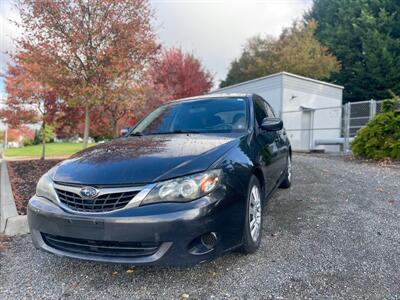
left=57, top=218, right=105, bottom=239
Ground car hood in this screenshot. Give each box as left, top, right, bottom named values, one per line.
left=53, top=133, right=243, bottom=186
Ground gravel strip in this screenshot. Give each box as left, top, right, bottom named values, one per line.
left=1, top=154, right=399, bottom=299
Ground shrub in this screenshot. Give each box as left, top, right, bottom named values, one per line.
left=352, top=98, right=400, bottom=160
left=22, top=138, right=34, bottom=147
left=381, top=98, right=398, bottom=113
left=38, top=125, right=55, bottom=143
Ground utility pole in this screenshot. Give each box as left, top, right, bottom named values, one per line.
left=4, top=125, right=7, bottom=149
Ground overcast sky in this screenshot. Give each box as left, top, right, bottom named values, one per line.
left=0, top=0, right=312, bottom=96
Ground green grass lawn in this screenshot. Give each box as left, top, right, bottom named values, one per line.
left=4, top=142, right=95, bottom=158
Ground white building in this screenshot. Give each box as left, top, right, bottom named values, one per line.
left=213, top=72, right=344, bottom=152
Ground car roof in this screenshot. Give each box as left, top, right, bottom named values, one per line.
left=169, top=93, right=253, bottom=104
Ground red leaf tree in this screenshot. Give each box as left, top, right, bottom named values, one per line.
left=101, top=48, right=215, bottom=134
left=15, top=0, right=159, bottom=148
left=1, top=52, right=56, bottom=159
left=140, top=48, right=214, bottom=116
left=151, top=48, right=214, bottom=101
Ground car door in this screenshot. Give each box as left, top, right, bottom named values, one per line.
left=264, top=101, right=288, bottom=177
left=252, top=96, right=281, bottom=193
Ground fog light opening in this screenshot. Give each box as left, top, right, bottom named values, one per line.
left=201, top=232, right=218, bottom=249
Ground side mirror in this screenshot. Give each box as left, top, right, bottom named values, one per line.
left=260, top=117, right=283, bottom=131
left=120, top=127, right=131, bottom=137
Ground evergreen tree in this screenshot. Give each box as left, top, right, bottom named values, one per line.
left=307, top=0, right=400, bottom=102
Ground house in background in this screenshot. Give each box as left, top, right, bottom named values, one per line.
left=212, top=72, right=344, bottom=152
left=3, top=126, right=35, bottom=148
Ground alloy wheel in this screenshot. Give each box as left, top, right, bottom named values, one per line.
left=249, top=185, right=262, bottom=242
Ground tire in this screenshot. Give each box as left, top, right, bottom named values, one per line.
left=279, top=154, right=292, bottom=189
left=239, top=175, right=263, bottom=254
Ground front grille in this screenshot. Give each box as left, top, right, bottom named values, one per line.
left=42, top=233, right=160, bottom=257
left=55, top=189, right=139, bottom=213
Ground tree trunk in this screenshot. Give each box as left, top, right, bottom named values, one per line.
left=83, top=106, right=90, bottom=149
left=41, top=121, right=46, bottom=160
left=111, top=117, right=118, bottom=139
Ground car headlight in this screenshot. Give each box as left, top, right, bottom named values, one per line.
left=36, top=167, right=58, bottom=203
left=141, top=169, right=222, bottom=205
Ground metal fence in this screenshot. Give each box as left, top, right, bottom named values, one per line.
left=281, top=99, right=399, bottom=153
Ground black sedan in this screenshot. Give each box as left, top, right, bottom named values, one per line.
left=28, top=94, right=292, bottom=266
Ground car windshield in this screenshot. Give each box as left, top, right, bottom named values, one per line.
left=131, top=97, right=248, bottom=135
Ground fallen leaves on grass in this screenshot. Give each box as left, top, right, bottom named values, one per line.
left=7, top=159, right=62, bottom=215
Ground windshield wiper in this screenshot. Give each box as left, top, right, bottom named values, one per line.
left=170, top=130, right=201, bottom=134
left=129, top=132, right=143, bottom=136
left=147, top=130, right=202, bottom=135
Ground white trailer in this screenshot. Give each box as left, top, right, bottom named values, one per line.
left=212, top=72, right=344, bottom=152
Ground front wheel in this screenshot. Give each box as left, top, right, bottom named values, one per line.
left=239, top=175, right=263, bottom=254
left=279, top=154, right=292, bottom=189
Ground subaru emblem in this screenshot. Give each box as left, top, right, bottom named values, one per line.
left=80, top=186, right=99, bottom=199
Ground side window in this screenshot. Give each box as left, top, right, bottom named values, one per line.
left=253, top=97, right=268, bottom=126
left=255, top=95, right=276, bottom=118
left=265, top=103, right=276, bottom=118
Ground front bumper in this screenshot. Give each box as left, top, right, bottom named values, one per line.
left=27, top=188, right=245, bottom=266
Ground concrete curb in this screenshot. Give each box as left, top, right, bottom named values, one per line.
left=0, top=160, right=29, bottom=236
